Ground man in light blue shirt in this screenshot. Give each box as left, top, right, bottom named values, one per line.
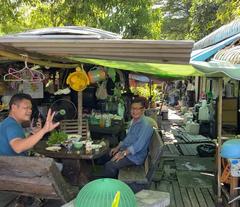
left=104, top=97, right=153, bottom=178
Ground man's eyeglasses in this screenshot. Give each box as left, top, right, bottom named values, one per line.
left=131, top=107, right=144, bottom=111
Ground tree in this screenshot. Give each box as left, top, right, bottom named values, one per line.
left=188, top=0, right=224, bottom=40
left=0, top=0, right=239, bottom=41
left=0, top=0, right=25, bottom=34
left=216, top=0, right=240, bottom=24
left=158, top=0, right=192, bottom=40
left=0, top=0, right=163, bottom=39
left=157, top=0, right=239, bottom=41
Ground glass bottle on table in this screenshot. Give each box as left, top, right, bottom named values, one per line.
left=99, top=114, right=105, bottom=128
left=87, top=131, right=91, bottom=141
left=84, top=131, right=92, bottom=154
left=105, top=114, right=111, bottom=127
left=85, top=141, right=92, bottom=154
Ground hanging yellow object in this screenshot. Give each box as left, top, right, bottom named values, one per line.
left=112, top=191, right=120, bottom=207
left=66, top=67, right=89, bottom=91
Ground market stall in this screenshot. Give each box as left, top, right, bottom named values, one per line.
left=0, top=26, right=205, bottom=206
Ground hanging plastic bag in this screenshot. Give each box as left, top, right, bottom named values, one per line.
left=88, top=66, right=106, bottom=84
left=96, top=81, right=108, bottom=100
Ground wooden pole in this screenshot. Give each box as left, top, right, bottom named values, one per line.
left=78, top=92, right=83, bottom=135
left=217, top=78, right=223, bottom=203
left=149, top=79, right=152, bottom=107
left=237, top=81, right=240, bottom=134
left=230, top=177, right=239, bottom=207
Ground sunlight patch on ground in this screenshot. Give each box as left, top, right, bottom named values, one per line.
left=168, top=108, right=183, bottom=121
left=161, top=109, right=183, bottom=143
left=163, top=131, right=177, bottom=143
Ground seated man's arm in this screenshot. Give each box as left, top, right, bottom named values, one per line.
left=10, top=110, right=59, bottom=154
left=10, top=129, right=47, bottom=154
left=110, top=143, right=122, bottom=156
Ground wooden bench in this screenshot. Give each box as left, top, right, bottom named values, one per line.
left=145, top=116, right=159, bottom=129
left=118, top=129, right=164, bottom=192
left=145, top=109, right=159, bottom=124
left=0, top=156, right=78, bottom=204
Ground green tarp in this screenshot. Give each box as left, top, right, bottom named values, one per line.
left=70, top=57, right=203, bottom=78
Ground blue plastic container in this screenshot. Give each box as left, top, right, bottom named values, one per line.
left=221, top=139, right=240, bottom=158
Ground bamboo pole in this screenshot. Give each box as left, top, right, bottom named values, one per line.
left=217, top=78, right=223, bottom=203
left=78, top=91, right=83, bottom=135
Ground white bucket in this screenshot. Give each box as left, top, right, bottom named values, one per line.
left=199, top=104, right=210, bottom=121
left=186, top=121, right=199, bottom=135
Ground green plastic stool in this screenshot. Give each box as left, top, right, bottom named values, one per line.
left=75, top=178, right=136, bottom=207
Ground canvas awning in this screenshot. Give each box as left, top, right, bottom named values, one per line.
left=191, top=60, right=240, bottom=80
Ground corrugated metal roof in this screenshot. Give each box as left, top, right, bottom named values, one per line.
left=0, top=26, right=194, bottom=65
left=0, top=39, right=193, bottom=65
left=191, top=33, right=240, bottom=61
left=213, top=41, right=240, bottom=64
left=3, top=26, right=122, bottom=39
left=191, top=19, right=240, bottom=80
left=193, top=18, right=240, bottom=50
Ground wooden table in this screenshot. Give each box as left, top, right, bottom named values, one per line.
left=34, top=139, right=109, bottom=186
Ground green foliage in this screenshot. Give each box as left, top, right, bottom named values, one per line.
left=188, top=0, right=223, bottom=40
left=159, top=0, right=192, bottom=40
left=131, top=83, right=160, bottom=102
left=0, top=0, right=24, bottom=34
left=47, top=130, right=68, bottom=146
left=216, top=0, right=240, bottom=24
left=157, top=0, right=240, bottom=41
left=0, top=0, right=239, bottom=41
left=0, top=0, right=162, bottom=39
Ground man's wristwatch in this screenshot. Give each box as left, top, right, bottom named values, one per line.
left=123, top=151, right=127, bottom=157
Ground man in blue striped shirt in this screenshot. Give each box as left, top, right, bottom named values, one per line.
left=104, top=97, right=153, bottom=178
